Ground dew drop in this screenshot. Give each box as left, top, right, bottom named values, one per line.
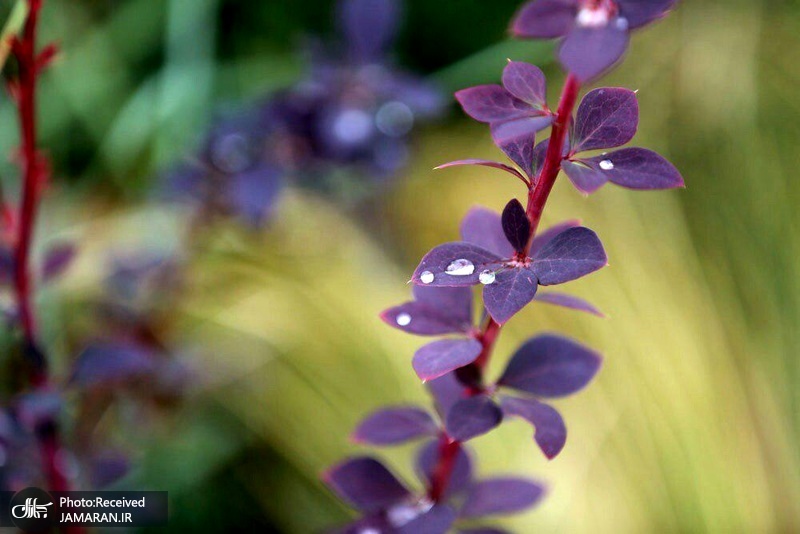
left=599, top=159, right=614, bottom=170
left=616, top=17, right=629, bottom=31
left=420, top=271, right=434, bottom=284
left=445, top=259, right=475, bottom=276
left=479, top=270, right=496, bottom=285
left=359, top=529, right=381, bottom=534
left=396, top=313, right=412, bottom=326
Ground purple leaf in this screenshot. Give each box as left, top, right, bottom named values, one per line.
left=42, top=243, right=77, bottom=281
left=618, top=0, right=677, bottom=29
left=455, top=85, right=534, bottom=124
left=445, top=396, right=503, bottom=441
left=501, top=199, right=532, bottom=254
left=70, top=342, right=156, bottom=388
left=91, top=451, right=130, bottom=488
left=483, top=267, right=539, bottom=324
left=435, top=159, right=527, bottom=184
left=460, top=208, right=514, bottom=258
left=229, top=164, right=285, bottom=227
left=381, top=302, right=468, bottom=336
left=338, top=0, right=401, bottom=61
left=490, top=116, right=553, bottom=154
left=336, top=514, right=392, bottom=534
left=498, top=334, right=602, bottom=398
left=324, top=457, right=411, bottom=512
left=559, top=24, right=630, bottom=83
left=534, top=291, right=604, bottom=317
left=412, top=242, right=502, bottom=287
left=581, top=148, right=685, bottom=190
left=512, top=0, right=577, bottom=38
left=353, top=406, right=438, bottom=446
left=562, top=159, right=609, bottom=194
left=531, top=227, right=607, bottom=285
left=495, top=129, right=537, bottom=178
left=417, top=440, right=473, bottom=498
left=397, top=505, right=456, bottom=534
left=381, top=286, right=473, bottom=336
left=502, top=61, right=548, bottom=109
left=572, top=88, right=639, bottom=153
left=529, top=219, right=581, bottom=256
left=427, top=373, right=469, bottom=420
left=413, top=339, right=483, bottom=382
left=501, top=396, right=567, bottom=459
left=460, top=477, right=546, bottom=518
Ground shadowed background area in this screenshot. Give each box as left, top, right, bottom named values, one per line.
left=1, top=0, right=799, bottom=532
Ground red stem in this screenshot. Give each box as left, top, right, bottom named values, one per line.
left=425, top=73, right=582, bottom=502
left=427, top=436, right=460, bottom=503
left=525, top=74, right=581, bottom=246
left=13, top=0, right=42, bottom=361
left=10, top=6, right=80, bottom=528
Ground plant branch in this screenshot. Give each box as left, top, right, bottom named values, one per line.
left=426, top=73, right=582, bottom=503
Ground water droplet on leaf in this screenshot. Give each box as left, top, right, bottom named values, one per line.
left=599, top=159, right=614, bottom=170
left=616, top=17, right=629, bottom=31
left=445, top=259, right=475, bottom=276
left=396, top=313, right=412, bottom=326
left=479, top=270, right=496, bottom=285
left=420, top=271, right=435, bottom=284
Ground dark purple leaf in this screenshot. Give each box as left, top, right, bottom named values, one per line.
left=501, top=199, right=532, bottom=253
left=562, top=159, right=609, bottom=194
left=413, top=339, right=483, bottom=382
left=455, top=85, right=534, bottom=124
left=435, top=159, right=527, bottom=184
left=70, top=342, right=156, bottom=388
left=460, top=477, right=546, bottom=518
left=16, top=391, right=62, bottom=430
left=512, top=0, right=577, bottom=38
left=490, top=116, right=553, bottom=153
left=427, top=373, right=468, bottom=420
left=445, top=396, right=503, bottom=441
left=460, top=208, right=514, bottom=259
left=417, top=439, right=473, bottom=497
left=529, top=219, right=581, bottom=256
left=580, top=148, right=685, bottom=190
left=502, top=61, right=548, bottom=109
left=559, top=23, right=630, bottom=83
left=501, top=396, right=567, bottom=459
left=324, top=456, right=411, bottom=512
left=413, top=285, right=473, bottom=320
left=397, top=505, right=456, bottom=534
left=495, top=129, right=537, bottom=178
left=229, top=164, right=285, bottom=227
left=0, top=246, right=13, bottom=283
left=618, top=0, right=677, bottom=29
left=572, top=88, right=638, bottom=153
left=483, top=267, right=539, bottom=324
left=534, top=291, right=604, bottom=317
left=412, top=242, right=502, bottom=287
left=339, top=0, right=401, bottom=61
left=381, top=285, right=472, bottom=336
left=498, top=334, right=602, bottom=397
left=42, top=243, right=76, bottom=281
left=352, top=406, right=438, bottom=446
left=531, top=227, right=607, bottom=285
left=336, top=514, right=392, bottom=534
left=91, top=451, right=130, bottom=488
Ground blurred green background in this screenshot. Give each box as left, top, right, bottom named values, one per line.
left=2, top=0, right=800, bottom=532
